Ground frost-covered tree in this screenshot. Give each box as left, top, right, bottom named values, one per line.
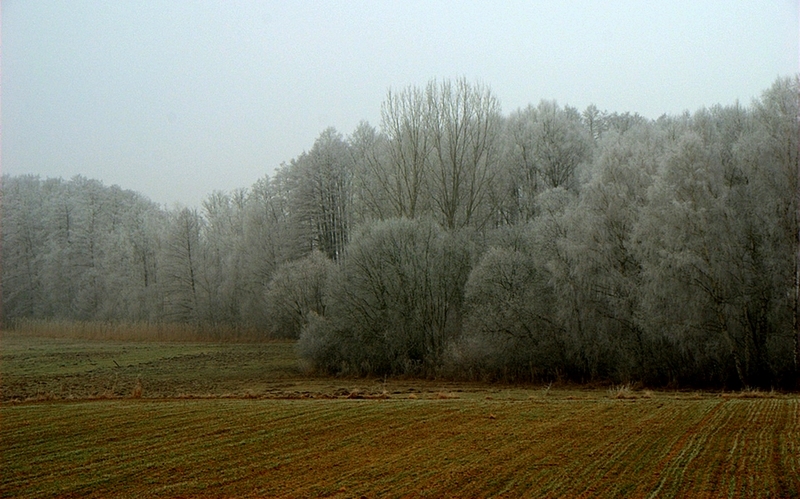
left=3, top=76, right=798, bottom=387
left=495, top=101, right=593, bottom=224
left=347, top=121, right=389, bottom=224
left=289, top=128, right=354, bottom=261
left=298, top=217, right=473, bottom=375
left=1, top=175, right=167, bottom=324
left=263, top=251, right=335, bottom=338
left=461, top=239, right=564, bottom=381
left=749, top=77, right=800, bottom=378
left=582, top=104, right=607, bottom=142
left=161, top=207, right=204, bottom=323
left=1, top=175, right=47, bottom=321
left=529, top=101, right=592, bottom=191
left=635, top=95, right=796, bottom=387
left=563, top=124, right=663, bottom=381
left=201, top=190, right=248, bottom=325
left=239, top=172, right=294, bottom=327
left=120, top=196, right=164, bottom=321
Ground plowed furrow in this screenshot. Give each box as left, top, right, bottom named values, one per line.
left=3, top=396, right=799, bottom=498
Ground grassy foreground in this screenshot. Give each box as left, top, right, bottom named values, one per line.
left=2, top=333, right=799, bottom=498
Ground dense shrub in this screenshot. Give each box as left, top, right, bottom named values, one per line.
left=458, top=243, right=564, bottom=381
left=297, top=217, right=474, bottom=376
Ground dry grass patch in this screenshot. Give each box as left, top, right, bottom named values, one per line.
left=435, top=391, right=459, bottom=399
left=607, top=384, right=655, bottom=400
left=607, top=383, right=635, bottom=399
left=723, top=387, right=783, bottom=399
left=131, top=379, right=143, bottom=398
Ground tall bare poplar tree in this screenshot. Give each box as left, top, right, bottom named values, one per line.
left=379, top=86, right=432, bottom=219
left=427, top=78, right=502, bottom=230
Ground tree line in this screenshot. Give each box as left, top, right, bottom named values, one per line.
left=3, top=77, right=798, bottom=388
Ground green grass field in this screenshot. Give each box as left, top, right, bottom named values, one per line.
left=1, top=334, right=301, bottom=401
left=2, top=333, right=799, bottom=498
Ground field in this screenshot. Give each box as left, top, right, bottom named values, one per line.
left=2, top=333, right=799, bottom=498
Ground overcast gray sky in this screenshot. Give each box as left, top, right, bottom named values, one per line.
left=3, top=1, right=798, bottom=207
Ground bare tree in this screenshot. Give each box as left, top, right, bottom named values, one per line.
left=348, top=121, right=389, bottom=223
left=161, top=208, right=204, bottom=323
left=426, top=78, right=503, bottom=230
left=378, top=86, right=433, bottom=219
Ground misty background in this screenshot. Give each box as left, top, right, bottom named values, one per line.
left=3, top=0, right=798, bottom=207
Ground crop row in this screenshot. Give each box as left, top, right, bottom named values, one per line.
left=2, top=396, right=798, bottom=498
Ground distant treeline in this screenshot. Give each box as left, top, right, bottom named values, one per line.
left=3, top=77, right=798, bottom=389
